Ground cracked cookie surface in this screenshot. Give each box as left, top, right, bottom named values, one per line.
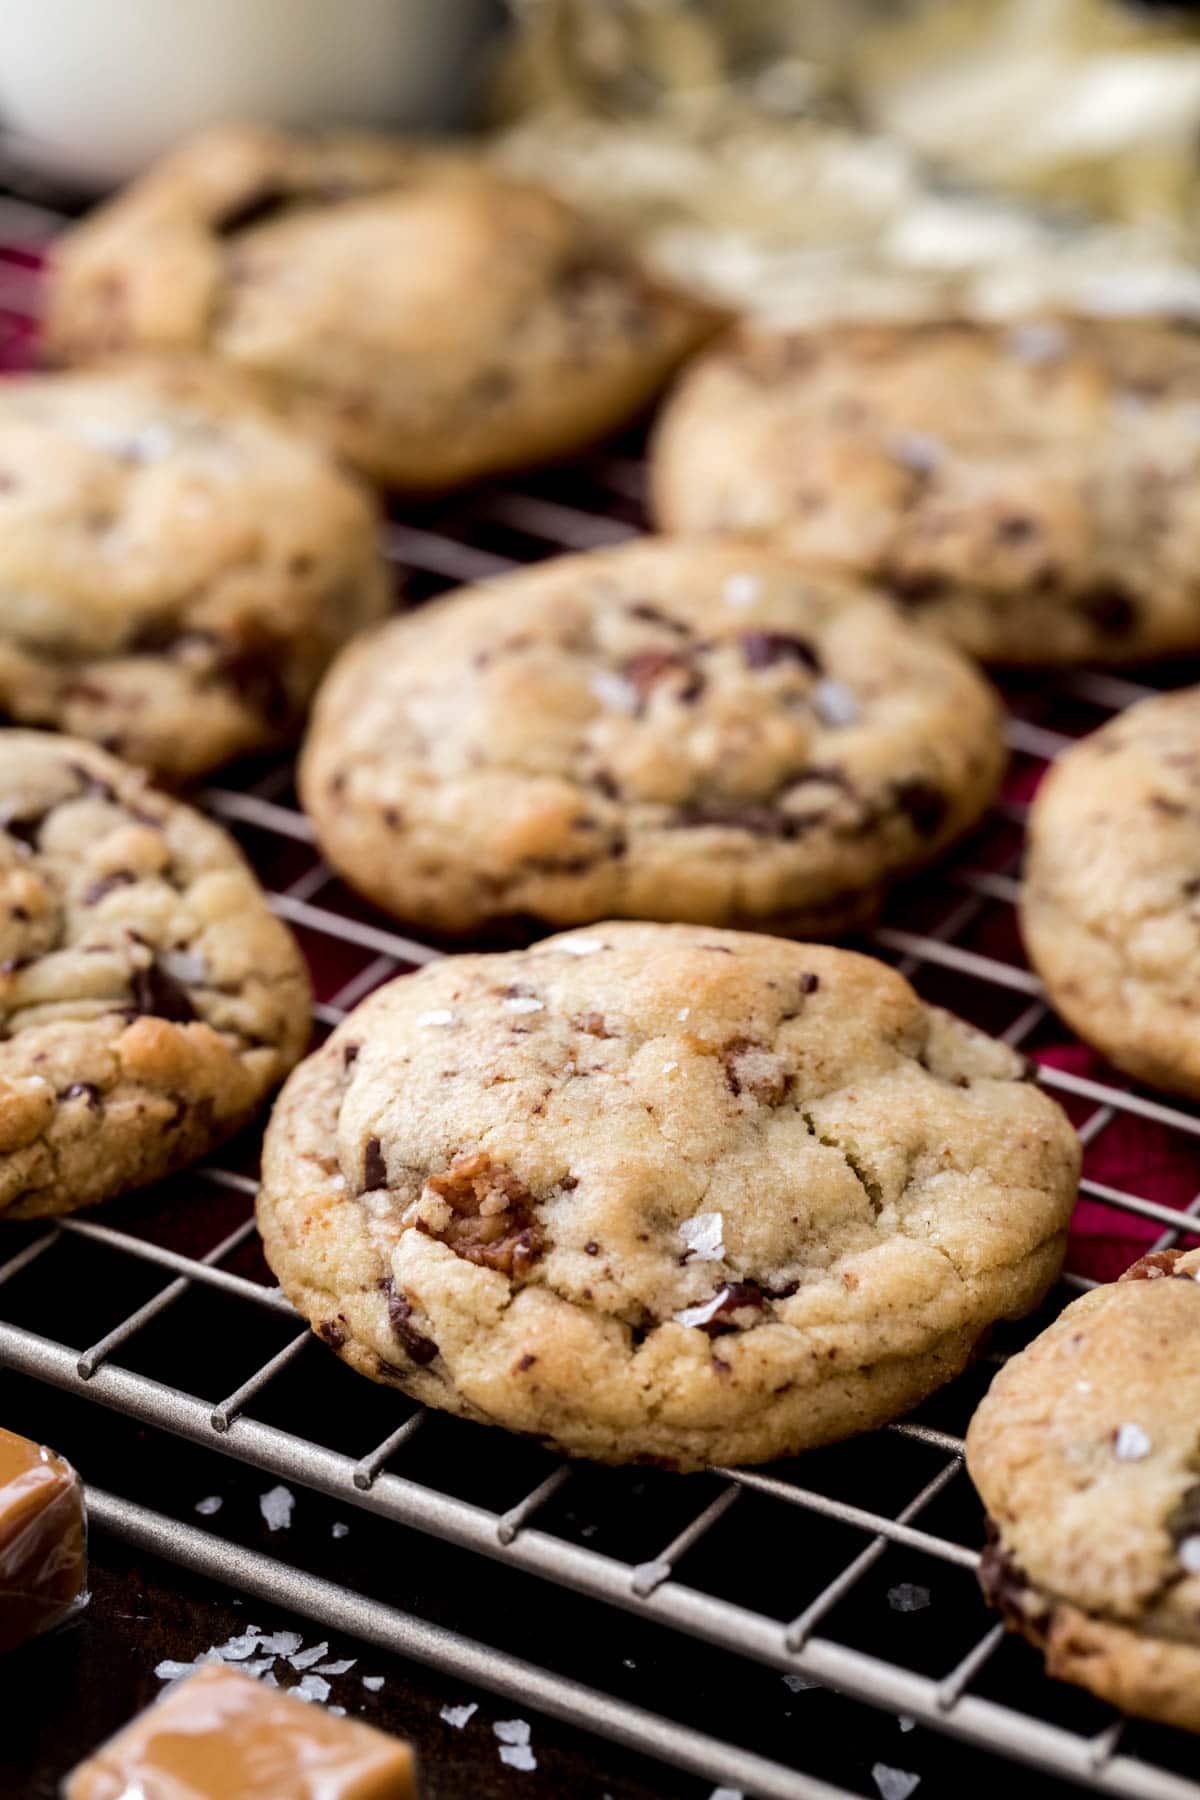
left=44, top=122, right=715, bottom=492
left=0, top=360, right=390, bottom=783
left=0, top=731, right=311, bottom=1219
left=257, top=920, right=1078, bottom=1469
left=1022, top=687, right=1200, bottom=1100
left=967, top=1248, right=1200, bottom=1733
left=652, top=319, right=1200, bottom=666
left=300, top=538, right=1005, bottom=935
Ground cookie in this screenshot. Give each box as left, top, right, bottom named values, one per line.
left=1021, top=687, right=1200, bottom=1099
left=966, top=1248, right=1200, bottom=1734
left=44, top=123, right=716, bottom=492
left=256, top=920, right=1079, bottom=1470
left=652, top=318, right=1200, bottom=667
left=300, top=538, right=1006, bottom=936
left=0, top=732, right=311, bottom=1220
left=0, top=360, right=390, bottom=784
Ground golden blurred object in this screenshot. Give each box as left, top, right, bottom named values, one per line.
left=492, top=0, right=1200, bottom=322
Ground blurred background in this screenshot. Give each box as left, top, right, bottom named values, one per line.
left=9, top=0, right=1200, bottom=324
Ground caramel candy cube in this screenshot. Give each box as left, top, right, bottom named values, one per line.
left=64, top=1662, right=418, bottom=1798
left=0, top=1424, right=87, bottom=1653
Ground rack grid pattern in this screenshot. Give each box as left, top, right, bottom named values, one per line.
left=1, top=198, right=1199, bottom=1800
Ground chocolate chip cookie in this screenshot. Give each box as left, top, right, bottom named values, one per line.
left=652, top=319, right=1200, bottom=666
left=1022, top=687, right=1200, bottom=1099
left=0, top=361, right=390, bottom=783
left=967, top=1248, right=1200, bottom=1733
left=0, top=732, right=311, bottom=1220
left=257, top=921, right=1079, bottom=1469
left=44, top=123, right=715, bottom=492
left=300, top=538, right=1006, bottom=936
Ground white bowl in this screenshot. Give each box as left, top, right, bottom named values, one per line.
left=0, top=0, right=498, bottom=190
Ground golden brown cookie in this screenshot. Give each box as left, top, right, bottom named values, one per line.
left=300, top=538, right=1005, bottom=935
left=0, top=360, right=390, bottom=782
left=652, top=318, right=1200, bottom=666
left=967, top=1248, right=1200, bottom=1734
left=257, top=921, right=1079, bottom=1470
left=45, top=123, right=716, bottom=492
left=0, top=732, right=310, bottom=1220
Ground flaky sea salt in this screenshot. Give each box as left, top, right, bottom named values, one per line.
left=293, top=1674, right=331, bottom=1704
left=416, top=1009, right=455, bottom=1028
left=218, top=1630, right=265, bottom=1661
left=289, top=1641, right=330, bottom=1670
left=873, top=1765, right=920, bottom=1800
left=1179, top=1536, right=1200, bottom=1574
left=256, top=1631, right=303, bottom=1657
left=440, top=1703, right=476, bottom=1729
left=194, top=1496, right=222, bottom=1516
left=677, top=1007, right=690, bottom=1021
left=810, top=679, right=861, bottom=728
left=1114, top=1423, right=1152, bottom=1461
left=661, top=1060, right=679, bottom=1074
left=504, top=996, right=544, bottom=1013
left=160, top=949, right=207, bottom=985
left=316, top=1658, right=356, bottom=1675
left=500, top=1745, right=537, bottom=1771
left=723, top=572, right=760, bottom=608
left=711, top=1789, right=743, bottom=1800
left=259, top=1486, right=294, bottom=1531
left=679, top=1212, right=725, bottom=1262
left=553, top=936, right=604, bottom=956
left=888, top=1583, right=930, bottom=1614
left=782, top=1672, right=821, bottom=1693
left=494, top=1721, right=531, bottom=1746
left=328, top=1706, right=347, bottom=1718
left=590, top=670, right=639, bottom=713
left=331, top=1523, right=350, bottom=1540
left=155, top=1660, right=200, bottom=1681
left=363, top=1675, right=386, bottom=1693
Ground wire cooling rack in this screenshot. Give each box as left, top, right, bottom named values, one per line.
left=1, top=198, right=1200, bottom=1800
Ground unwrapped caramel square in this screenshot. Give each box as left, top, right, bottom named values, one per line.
left=64, top=1662, right=418, bottom=1798
left=0, top=1424, right=87, bottom=1653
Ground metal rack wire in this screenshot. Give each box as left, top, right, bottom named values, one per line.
left=1, top=197, right=1199, bottom=1800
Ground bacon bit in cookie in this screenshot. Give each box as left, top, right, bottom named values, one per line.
left=576, top=1011, right=614, bottom=1038
left=383, top=1279, right=438, bottom=1366
left=1122, top=1250, right=1184, bottom=1280
left=739, top=631, right=820, bottom=672
left=422, top=1152, right=544, bottom=1276
left=1113, top=1422, right=1152, bottom=1461
left=623, top=649, right=704, bottom=704
left=722, top=1037, right=791, bottom=1103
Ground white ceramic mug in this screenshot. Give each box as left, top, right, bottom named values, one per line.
left=0, top=0, right=499, bottom=190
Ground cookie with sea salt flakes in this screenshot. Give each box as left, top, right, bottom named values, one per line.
left=1021, top=686, right=1200, bottom=1100
left=43, top=122, right=716, bottom=492
left=256, top=920, right=1079, bottom=1470
left=0, top=732, right=310, bottom=1220
left=0, top=360, right=390, bottom=784
left=651, top=318, right=1200, bottom=666
left=967, top=1247, right=1200, bottom=1733
left=299, top=538, right=1006, bottom=935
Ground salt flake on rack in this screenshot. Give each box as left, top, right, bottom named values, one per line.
left=873, top=1766, right=920, bottom=1800
left=289, top=1640, right=330, bottom=1670
left=259, top=1485, right=294, bottom=1531
left=294, top=1674, right=331, bottom=1704
left=441, top=1702, right=477, bottom=1728
left=194, top=1496, right=222, bottom=1516
left=888, top=1583, right=930, bottom=1614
